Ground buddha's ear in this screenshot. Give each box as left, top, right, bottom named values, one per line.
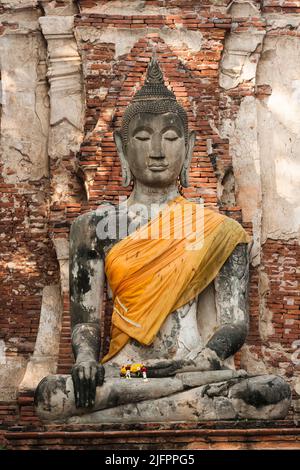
left=114, top=130, right=132, bottom=187
left=180, top=130, right=196, bottom=188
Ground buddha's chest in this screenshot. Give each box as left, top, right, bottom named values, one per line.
left=105, top=297, right=203, bottom=373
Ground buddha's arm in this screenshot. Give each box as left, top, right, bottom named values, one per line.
left=206, top=243, right=250, bottom=360
left=70, top=212, right=105, bottom=407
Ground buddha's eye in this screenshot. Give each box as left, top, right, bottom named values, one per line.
left=135, top=132, right=150, bottom=141
left=163, top=131, right=179, bottom=142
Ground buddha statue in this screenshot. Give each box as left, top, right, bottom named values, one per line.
left=35, top=56, right=291, bottom=423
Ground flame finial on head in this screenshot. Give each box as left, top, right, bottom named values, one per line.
left=132, top=54, right=176, bottom=102
left=145, top=54, right=164, bottom=84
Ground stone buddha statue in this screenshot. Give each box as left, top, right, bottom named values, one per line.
left=35, top=57, right=291, bottom=423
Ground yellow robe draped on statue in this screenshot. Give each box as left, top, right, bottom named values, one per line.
left=102, top=196, right=250, bottom=363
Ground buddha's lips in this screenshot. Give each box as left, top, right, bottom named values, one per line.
left=148, top=164, right=169, bottom=171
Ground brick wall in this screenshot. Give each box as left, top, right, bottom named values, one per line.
left=0, top=0, right=299, bottom=431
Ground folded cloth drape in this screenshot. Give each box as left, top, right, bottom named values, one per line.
left=102, top=195, right=250, bottom=363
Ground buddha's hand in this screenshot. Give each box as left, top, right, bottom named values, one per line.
left=145, top=348, right=221, bottom=378
left=71, top=360, right=105, bottom=408
left=185, top=347, right=222, bottom=371
left=146, top=360, right=183, bottom=378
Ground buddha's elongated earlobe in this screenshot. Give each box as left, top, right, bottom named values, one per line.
left=180, top=131, right=196, bottom=188
left=180, top=161, right=189, bottom=188
left=121, top=163, right=132, bottom=187
left=114, top=130, right=132, bottom=187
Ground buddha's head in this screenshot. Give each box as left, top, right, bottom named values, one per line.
left=114, top=56, right=195, bottom=189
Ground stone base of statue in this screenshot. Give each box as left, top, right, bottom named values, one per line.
left=35, top=370, right=291, bottom=424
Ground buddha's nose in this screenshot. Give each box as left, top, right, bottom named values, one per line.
left=150, top=135, right=164, bottom=159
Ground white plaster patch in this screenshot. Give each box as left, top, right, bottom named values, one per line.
left=42, top=0, right=78, bottom=17
left=221, top=96, right=262, bottom=229
left=295, top=379, right=300, bottom=396
left=227, top=1, right=260, bottom=18
left=76, top=26, right=202, bottom=59
left=39, top=15, right=74, bottom=35
left=259, top=270, right=275, bottom=341
left=239, top=345, right=269, bottom=375
left=160, top=28, right=202, bottom=52
left=257, top=35, right=300, bottom=241
left=0, top=357, right=27, bottom=401
left=265, top=13, right=300, bottom=30
left=220, top=32, right=265, bottom=90
left=0, top=33, right=49, bottom=183
left=81, top=1, right=174, bottom=16
left=1, top=0, right=38, bottom=8
left=19, top=285, right=63, bottom=391
left=0, top=340, right=6, bottom=365
left=53, top=238, right=69, bottom=293
left=0, top=8, right=41, bottom=34
left=39, top=16, right=84, bottom=133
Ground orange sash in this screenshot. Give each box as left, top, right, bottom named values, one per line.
left=102, top=196, right=250, bottom=363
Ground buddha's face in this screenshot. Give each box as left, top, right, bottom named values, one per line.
left=124, top=112, right=187, bottom=188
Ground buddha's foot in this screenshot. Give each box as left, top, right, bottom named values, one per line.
left=35, top=372, right=291, bottom=423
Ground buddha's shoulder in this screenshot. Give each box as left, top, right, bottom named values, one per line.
left=70, top=201, right=117, bottom=231
left=203, top=207, right=248, bottom=235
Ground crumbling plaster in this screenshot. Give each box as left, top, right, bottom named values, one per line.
left=19, top=284, right=63, bottom=391
left=80, top=0, right=179, bottom=17
left=257, top=34, right=300, bottom=243
left=0, top=31, right=49, bottom=182
left=219, top=12, right=300, bottom=259
left=76, top=26, right=203, bottom=60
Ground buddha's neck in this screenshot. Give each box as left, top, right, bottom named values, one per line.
left=127, top=181, right=180, bottom=208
